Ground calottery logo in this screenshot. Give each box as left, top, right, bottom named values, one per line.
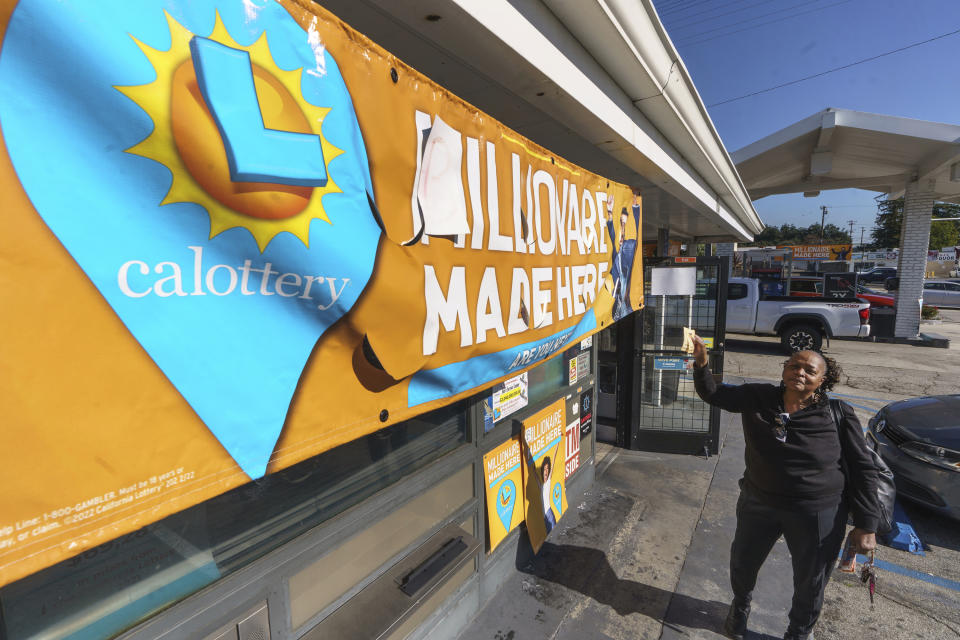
left=117, top=11, right=342, bottom=253
left=114, top=11, right=350, bottom=306
left=0, top=0, right=382, bottom=478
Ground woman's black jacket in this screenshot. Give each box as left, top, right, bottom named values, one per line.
left=693, top=365, right=881, bottom=532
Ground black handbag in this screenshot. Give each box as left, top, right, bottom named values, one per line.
left=829, top=399, right=896, bottom=535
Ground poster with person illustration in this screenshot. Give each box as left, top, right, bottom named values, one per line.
left=521, top=398, right=568, bottom=553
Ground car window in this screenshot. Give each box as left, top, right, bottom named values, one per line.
left=925, top=282, right=943, bottom=290
left=945, top=283, right=960, bottom=292
left=728, top=283, right=748, bottom=300
left=790, top=280, right=817, bottom=293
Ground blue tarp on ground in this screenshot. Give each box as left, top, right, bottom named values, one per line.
left=881, top=501, right=925, bottom=556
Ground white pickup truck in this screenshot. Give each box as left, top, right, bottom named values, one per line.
left=726, top=277, right=870, bottom=352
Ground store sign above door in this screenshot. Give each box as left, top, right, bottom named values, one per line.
left=0, top=0, right=641, bottom=585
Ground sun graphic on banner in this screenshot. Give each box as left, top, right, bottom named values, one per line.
left=117, top=11, right=343, bottom=251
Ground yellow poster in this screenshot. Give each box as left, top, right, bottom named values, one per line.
left=0, top=0, right=640, bottom=585
left=482, top=438, right=524, bottom=552
left=521, top=398, right=568, bottom=554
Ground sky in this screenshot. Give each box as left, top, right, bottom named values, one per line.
left=651, top=0, right=960, bottom=241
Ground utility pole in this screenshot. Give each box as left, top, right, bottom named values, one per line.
left=819, top=205, right=828, bottom=245
left=859, top=226, right=865, bottom=250
left=847, top=219, right=855, bottom=244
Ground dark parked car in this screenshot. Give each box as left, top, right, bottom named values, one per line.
left=869, top=395, right=960, bottom=520
left=859, top=267, right=897, bottom=283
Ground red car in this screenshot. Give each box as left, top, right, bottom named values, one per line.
left=851, top=283, right=894, bottom=307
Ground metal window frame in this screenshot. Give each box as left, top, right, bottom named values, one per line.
left=112, top=347, right=599, bottom=640
left=118, top=441, right=478, bottom=640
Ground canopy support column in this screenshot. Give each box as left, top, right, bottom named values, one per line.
left=894, top=179, right=935, bottom=338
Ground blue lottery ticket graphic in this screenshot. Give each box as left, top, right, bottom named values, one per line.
left=552, top=482, right=562, bottom=516
left=496, top=479, right=517, bottom=531
left=0, top=0, right=381, bottom=477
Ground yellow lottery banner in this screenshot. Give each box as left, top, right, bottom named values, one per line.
left=779, top=244, right=853, bottom=261
left=522, top=399, right=568, bottom=554
left=482, top=439, right=524, bottom=552
left=0, top=0, right=641, bottom=585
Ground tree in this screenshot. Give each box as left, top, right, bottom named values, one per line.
left=752, top=225, right=782, bottom=246
left=817, top=223, right=850, bottom=244
left=871, top=198, right=960, bottom=249
left=742, top=222, right=850, bottom=247
left=930, top=219, right=960, bottom=250
left=870, top=198, right=902, bottom=249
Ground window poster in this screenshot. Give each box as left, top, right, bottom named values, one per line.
left=579, top=390, right=594, bottom=437
left=576, top=352, right=590, bottom=381
left=521, top=399, right=568, bottom=553
left=564, top=418, right=581, bottom=479
left=0, top=0, right=640, bottom=585
left=482, top=438, right=524, bottom=552
left=485, top=372, right=529, bottom=432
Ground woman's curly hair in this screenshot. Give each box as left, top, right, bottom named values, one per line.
left=813, top=353, right=842, bottom=404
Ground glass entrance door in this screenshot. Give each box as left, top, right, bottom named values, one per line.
left=628, top=257, right=728, bottom=455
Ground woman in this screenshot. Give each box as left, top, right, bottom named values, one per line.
left=541, top=456, right=557, bottom=534
left=691, top=337, right=879, bottom=640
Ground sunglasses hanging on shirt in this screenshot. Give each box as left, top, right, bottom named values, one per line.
left=772, top=412, right=790, bottom=443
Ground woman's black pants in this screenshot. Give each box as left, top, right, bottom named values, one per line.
left=730, top=489, right=847, bottom=638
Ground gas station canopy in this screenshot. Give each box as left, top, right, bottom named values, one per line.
left=732, top=108, right=960, bottom=203
left=320, top=0, right=763, bottom=243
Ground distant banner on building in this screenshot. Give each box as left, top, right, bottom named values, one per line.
left=482, top=439, right=524, bottom=552
left=0, top=0, right=641, bottom=585
left=521, top=399, right=568, bottom=553
left=780, top=244, right=853, bottom=261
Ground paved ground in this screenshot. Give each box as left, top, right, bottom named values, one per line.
left=456, top=313, right=960, bottom=640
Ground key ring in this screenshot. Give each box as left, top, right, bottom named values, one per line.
left=860, top=549, right=877, bottom=609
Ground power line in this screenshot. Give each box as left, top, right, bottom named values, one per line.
left=707, top=26, right=960, bottom=107
left=673, top=0, right=852, bottom=47
left=659, top=0, right=713, bottom=17
left=654, top=0, right=691, bottom=9
left=669, top=0, right=818, bottom=33
left=661, top=0, right=728, bottom=18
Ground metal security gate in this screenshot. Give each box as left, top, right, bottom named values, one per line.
left=625, top=256, right=728, bottom=455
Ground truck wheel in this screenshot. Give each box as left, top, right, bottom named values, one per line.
left=780, top=324, right=822, bottom=353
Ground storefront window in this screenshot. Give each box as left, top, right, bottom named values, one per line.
left=527, top=344, right=591, bottom=408
left=0, top=402, right=468, bottom=640
left=527, top=353, right=567, bottom=407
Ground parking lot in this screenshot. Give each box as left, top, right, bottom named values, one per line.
left=723, top=308, right=960, bottom=639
